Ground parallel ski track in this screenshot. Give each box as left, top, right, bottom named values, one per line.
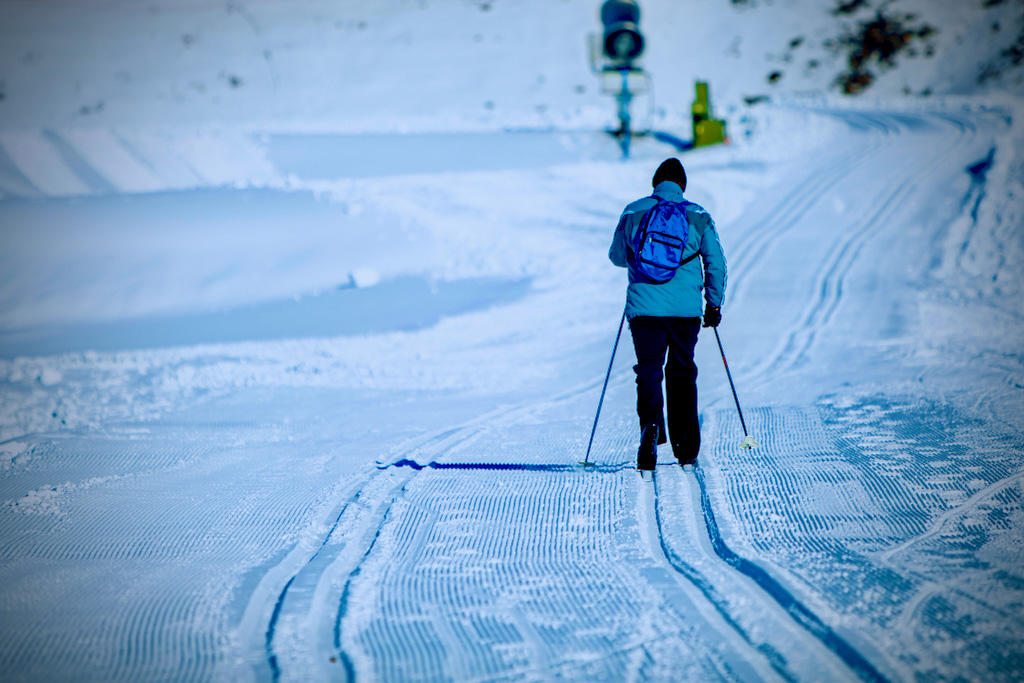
left=685, top=465, right=886, bottom=683
left=262, top=427, right=640, bottom=680
left=696, top=116, right=1005, bottom=666
left=648, top=469, right=797, bottom=681
left=259, top=467, right=413, bottom=682
left=330, top=467, right=740, bottom=682
left=639, top=112, right=976, bottom=683
left=742, top=109, right=980, bottom=382
left=331, top=395, right=890, bottom=682
left=726, top=110, right=894, bottom=299
left=330, top=456, right=882, bottom=682
left=266, top=499, right=355, bottom=680
left=258, top=363, right=751, bottom=679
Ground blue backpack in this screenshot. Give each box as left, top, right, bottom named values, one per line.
left=628, top=198, right=699, bottom=284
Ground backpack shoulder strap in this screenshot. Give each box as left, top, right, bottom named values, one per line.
left=679, top=250, right=701, bottom=267
left=629, top=196, right=661, bottom=262
left=638, top=195, right=661, bottom=224
left=677, top=200, right=702, bottom=267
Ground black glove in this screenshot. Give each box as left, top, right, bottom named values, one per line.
left=703, top=305, right=721, bottom=328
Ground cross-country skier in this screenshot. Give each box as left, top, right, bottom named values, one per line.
left=608, top=157, right=727, bottom=469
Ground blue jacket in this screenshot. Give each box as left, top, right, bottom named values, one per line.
left=609, top=181, right=727, bottom=319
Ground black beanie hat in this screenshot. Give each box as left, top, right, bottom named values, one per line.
left=652, top=157, right=687, bottom=190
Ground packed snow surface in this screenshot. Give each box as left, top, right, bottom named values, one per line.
left=1, top=1, right=1023, bottom=681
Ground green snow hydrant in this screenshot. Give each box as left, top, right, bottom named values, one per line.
left=692, top=81, right=727, bottom=147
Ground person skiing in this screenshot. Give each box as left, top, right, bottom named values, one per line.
left=608, top=157, right=727, bottom=469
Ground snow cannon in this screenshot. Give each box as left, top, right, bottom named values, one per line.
left=590, top=0, right=649, bottom=157
left=601, top=0, right=644, bottom=65
left=692, top=81, right=727, bottom=147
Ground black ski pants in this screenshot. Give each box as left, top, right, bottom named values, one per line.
left=628, top=316, right=701, bottom=461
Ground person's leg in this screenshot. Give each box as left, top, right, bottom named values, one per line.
left=629, top=316, right=668, bottom=444
left=665, top=318, right=701, bottom=462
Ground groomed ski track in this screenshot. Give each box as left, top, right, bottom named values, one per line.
left=3, top=100, right=1023, bottom=682
left=245, top=103, right=1018, bottom=682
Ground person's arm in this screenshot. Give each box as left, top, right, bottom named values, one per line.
left=608, top=212, right=631, bottom=268
left=699, top=214, right=727, bottom=308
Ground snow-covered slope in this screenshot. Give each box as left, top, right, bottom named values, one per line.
left=0, top=0, right=1022, bottom=204
left=1, top=0, right=1021, bottom=133
left=1, top=1, right=1023, bottom=682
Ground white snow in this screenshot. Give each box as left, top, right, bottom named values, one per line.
left=1, top=0, right=1023, bottom=681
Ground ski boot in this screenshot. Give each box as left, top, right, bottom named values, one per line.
left=637, top=424, right=659, bottom=472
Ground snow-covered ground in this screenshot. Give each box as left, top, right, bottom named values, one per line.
left=1, top=1, right=1023, bottom=681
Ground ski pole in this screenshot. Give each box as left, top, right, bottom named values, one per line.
left=581, top=307, right=627, bottom=466
left=713, top=328, right=758, bottom=449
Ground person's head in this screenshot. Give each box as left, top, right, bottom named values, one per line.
left=652, top=157, right=686, bottom=191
